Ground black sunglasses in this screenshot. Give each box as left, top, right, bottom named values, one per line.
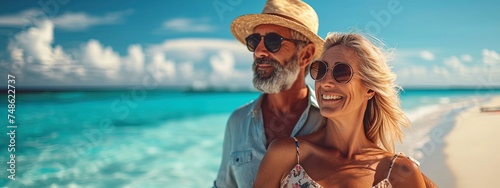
left=309, top=60, right=354, bottom=84
left=245, top=33, right=306, bottom=53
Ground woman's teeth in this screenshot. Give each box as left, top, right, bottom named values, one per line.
left=322, top=94, right=342, bottom=100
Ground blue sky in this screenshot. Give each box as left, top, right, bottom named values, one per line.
left=0, top=0, right=499, bottom=89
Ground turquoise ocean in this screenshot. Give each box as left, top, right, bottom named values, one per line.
left=1, top=88, right=499, bottom=187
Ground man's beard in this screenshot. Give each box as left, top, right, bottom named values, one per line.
left=252, top=54, right=300, bottom=94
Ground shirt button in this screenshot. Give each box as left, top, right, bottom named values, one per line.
left=236, top=158, right=240, bottom=162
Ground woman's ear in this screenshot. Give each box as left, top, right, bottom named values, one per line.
left=367, top=89, right=375, bottom=100
left=298, top=43, right=315, bottom=68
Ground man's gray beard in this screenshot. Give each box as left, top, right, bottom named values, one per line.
left=252, top=54, right=300, bottom=94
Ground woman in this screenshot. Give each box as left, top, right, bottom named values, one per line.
left=253, top=32, right=426, bottom=188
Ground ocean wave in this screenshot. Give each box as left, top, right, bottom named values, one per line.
left=397, top=96, right=491, bottom=162
left=3, top=113, right=229, bottom=188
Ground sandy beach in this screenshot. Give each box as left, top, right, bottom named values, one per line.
left=444, top=96, right=500, bottom=187
left=396, top=96, right=500, bottom=187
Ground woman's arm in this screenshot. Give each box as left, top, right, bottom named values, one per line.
left=421, top=173, right=437, bottom=188
left=253, top=137, right=298, bottom=188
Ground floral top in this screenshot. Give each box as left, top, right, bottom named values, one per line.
left=281, top=163, right=321, bottom=188
left=280, top=137, right=414, bottom=188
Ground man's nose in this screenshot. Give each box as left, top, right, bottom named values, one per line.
left=254, top=39, right=270, bottom=58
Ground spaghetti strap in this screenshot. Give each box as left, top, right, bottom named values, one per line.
left=385, top=152, right=401, bottom=180
left=292, top=137, right=300, bottom=164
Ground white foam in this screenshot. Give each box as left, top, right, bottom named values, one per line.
left=405, top=104, right=441, bottom=122
left=397, top=97, right=488, bottom=163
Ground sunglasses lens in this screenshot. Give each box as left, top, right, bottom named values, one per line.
left=246, top=34, right=261, bottom=52
left=310, top=61, right=327, bottom=80
left=333, top=63, right=352, bottom=83
left=264, top=33, right=283, bottom=52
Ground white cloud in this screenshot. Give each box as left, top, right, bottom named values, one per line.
left=396, top=65, right=465, bottom=87
left=80, top=39, right=121, bottom=79
left=393, top=49, right=500, bottom=87
left=10, top=20, right=55, bottom=64
left=146, top=38, right=253, bottom=87
left=148, top=38, right=250, bottom=63
left=1, top=19, right=256, bottom=88
left=443, top=56, right=466, bottom=74
left=148, top=52, right=176, bottom=82
left=123, top=45, right=145, bottom=73
left=153, top=38, right=246, bottom=51
left=0, top=9, right=41, bottom=27
left=420, top=50, right=435, bottom=61
left=162, top=17, right=215, bottom=32
left=460, top=54, right=472, bottom=62
left=0, top=9, right=132, bottom=31
left=396, top=66, right=432, bottom=85
left=4, top=20, right=140, bottom=86
left=4, top=19, right=497, bottom=89
left=479, top=49, right=500, bottom=86
left=179, top=62, right=194, bottom=80
left=399, top=66, right=427, bottom=78
left=7, top=20, right=77, bottom=82
left=52, top=10, right=132, bottom=30
left=208, top=50, right=253, bottom=87
left=432, top=66, right=450, bottom=78
left=392, top=49, right=437, bottom=65
left=482, top=49, right=500, bottom=66
left=210, top=50, right=235, bottom=78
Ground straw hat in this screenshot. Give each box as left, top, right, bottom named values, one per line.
left=231, top=0, right=324, bottom=58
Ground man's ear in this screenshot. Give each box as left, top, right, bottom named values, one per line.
left=298, top=43, right=315, bottom=68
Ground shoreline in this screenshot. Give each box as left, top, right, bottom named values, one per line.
left=445, top=96, right=500, bottom=187
left=397, top=96, right=494, bottom=187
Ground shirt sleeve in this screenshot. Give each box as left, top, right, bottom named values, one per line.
left=215, top=114, right=237, bottom=188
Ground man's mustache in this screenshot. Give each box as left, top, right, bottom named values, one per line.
left=254, top=58, right=279, bottom=66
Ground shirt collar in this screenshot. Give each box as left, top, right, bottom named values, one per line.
left=250, top=85, right=319, bottom=115
left=308, top=85, right=319, bottom=109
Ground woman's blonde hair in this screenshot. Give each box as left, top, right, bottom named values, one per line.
left=323, top=32, right=410, bottom=152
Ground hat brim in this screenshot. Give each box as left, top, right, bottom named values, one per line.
left=231, top=14, right=324, bottom=59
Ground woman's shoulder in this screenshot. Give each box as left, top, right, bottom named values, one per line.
left=376, top=152, right=420, bottom=172
left=266, top=137, right=300, bottom=160
left=267, top=136, right=319, bottom=162
left=270, top=136, right=317, bottom=148
left=386, top=153, right=425, bottom=187
left=256, top=137, right=305, bottom=187
left=391, top=153, right=421, bottom=173
left=263, top=137, right=302, bottom=180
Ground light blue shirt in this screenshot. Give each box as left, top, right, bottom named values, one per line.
left=215, top=86, right=323, bottom=188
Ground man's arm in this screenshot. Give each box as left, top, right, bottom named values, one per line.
left=214, top=117, right=236, bottom=188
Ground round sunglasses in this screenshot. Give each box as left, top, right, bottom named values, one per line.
left=245, top=33, right=306, bottom=53
left=309, top=60, right=354, bottom=84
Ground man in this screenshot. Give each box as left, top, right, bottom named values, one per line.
left=214, top=0, right=324, bottom=187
